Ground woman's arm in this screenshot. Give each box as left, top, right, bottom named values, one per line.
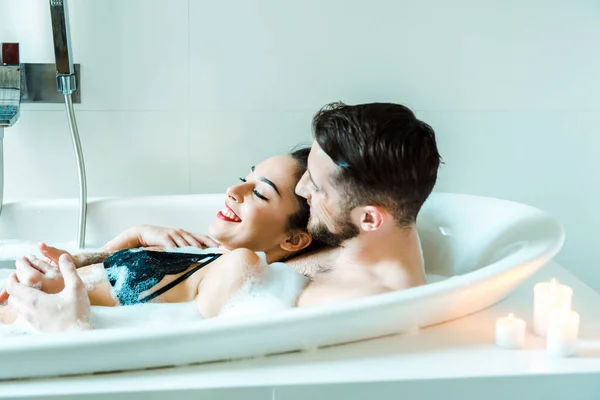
left=195, top=249, right=266, bottom=318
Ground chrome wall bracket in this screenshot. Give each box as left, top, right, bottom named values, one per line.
left=20, top=63, right=81, bottom=104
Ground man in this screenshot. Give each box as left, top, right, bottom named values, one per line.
left=289, top=102, right=441, bottom=306
left=3, top=101, right=441, bottom=331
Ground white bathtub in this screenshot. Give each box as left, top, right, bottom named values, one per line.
left=0, top=192, right=564, bottom=380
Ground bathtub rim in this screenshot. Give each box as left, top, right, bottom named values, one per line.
left=0, top=191, right=565, bottom=351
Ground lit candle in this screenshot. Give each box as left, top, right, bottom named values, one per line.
left=533, top=278, right=572, bottom=337
left=546, top=310, right=580, bottom=357
left=495, top=313, right=526, bottom=349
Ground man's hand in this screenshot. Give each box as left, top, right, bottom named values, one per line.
left=5, top=254, right=92, bottom=333
left=102, top=225, right=221, bottom=251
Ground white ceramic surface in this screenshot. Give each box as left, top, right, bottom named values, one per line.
left=0, top=192, right=565, bottom=379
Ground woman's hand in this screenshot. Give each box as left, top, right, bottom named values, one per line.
left=0, top=254, right=65, bottom=303
left=102, top=225, right=221, bottom=251
left=5, top=254, right=92, bottom=333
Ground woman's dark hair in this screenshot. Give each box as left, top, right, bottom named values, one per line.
left=312, top=102, right=442, bottom=226
left=286, top=145, right=327, bottom=254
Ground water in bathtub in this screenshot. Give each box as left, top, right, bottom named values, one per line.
left=0, top=245, right=309, bottom=336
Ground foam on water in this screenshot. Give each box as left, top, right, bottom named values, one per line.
left=1, top=266, right=202, bottom=335
left=89, top=301, right=202, bottom=331
left=0, top=302, right=204, bottom=336
left=0, top=315, right=31, bottom=337
left=0, top=268, right=12, bottom=303
left=0, top=240, right=43, bottom=261
left=0, top=270, right=31, bottom=336
left=219, top=261, right=309, bottom=319
left=79, top=264, right=108, bottom=291
left=104, top=263, right=133, bottom=303
left=0, top=245, right=311, bottom=336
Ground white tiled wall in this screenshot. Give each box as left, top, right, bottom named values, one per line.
left=1, top=0, right=599, bottom=289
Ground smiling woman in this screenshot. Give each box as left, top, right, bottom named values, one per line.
left=0, top=147, right=325, bottom=328
left=208, top=152, right=315, bottom=259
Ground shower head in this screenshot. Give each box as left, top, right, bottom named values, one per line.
left=49, top=0, right=76, bottom=94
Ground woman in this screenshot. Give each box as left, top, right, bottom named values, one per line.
left=1, top=147, right=325, bottom=329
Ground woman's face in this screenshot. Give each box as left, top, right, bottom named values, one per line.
left=208, top=155, right=304, bottom=254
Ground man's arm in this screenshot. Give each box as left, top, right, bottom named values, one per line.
left=40, top=242, right=114, bottom=269
left=100, top=226, right=146, bottom=252
left=102, top=225, right=220, bottom=252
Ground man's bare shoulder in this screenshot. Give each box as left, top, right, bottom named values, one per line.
left=285, top=247, right=337, bottom=278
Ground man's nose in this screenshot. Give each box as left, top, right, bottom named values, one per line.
left=295, top=172, right=309, bottom=199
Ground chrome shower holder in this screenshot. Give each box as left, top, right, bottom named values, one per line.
left=20, top=63, right=82, bottom=103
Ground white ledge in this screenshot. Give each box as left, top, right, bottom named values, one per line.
left=1, top=261, right=599, bottom=398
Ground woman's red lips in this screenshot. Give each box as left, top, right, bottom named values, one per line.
left=217, top=203, right=241, bottom=222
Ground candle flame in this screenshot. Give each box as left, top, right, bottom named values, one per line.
left=550, top=278, right=557, bottom=291
left=508, top=313, right=514, bottom=319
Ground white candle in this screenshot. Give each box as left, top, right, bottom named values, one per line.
left=546, top=310, right=580, bottom=357
left=533, top=278, right=572, bottom=337
left=495, top=313, right=526, bottom=349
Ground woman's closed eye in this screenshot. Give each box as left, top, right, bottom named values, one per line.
left=238, top=178, right=269, bottom=201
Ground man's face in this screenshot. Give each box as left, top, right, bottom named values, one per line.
left=295, top=141, right=359, bottom=246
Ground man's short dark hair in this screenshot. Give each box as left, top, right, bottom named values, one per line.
left=312, top=101, right=442, bottom=226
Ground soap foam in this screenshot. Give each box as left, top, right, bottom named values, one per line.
left=104, top=263, right=139, bottom=304
left=0, top=314, right=32, bottom=337
left=0, top=240, right=42, bottom=261
left=79, top=264, right=107, bottom=291
left=219, top=262, right=308, bottom=319
left=0, top=248, right=309, bottom=336
left=88, top=301, right=202, bottom=330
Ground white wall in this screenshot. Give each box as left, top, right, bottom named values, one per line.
left=1, top=0, right=599, bottom=290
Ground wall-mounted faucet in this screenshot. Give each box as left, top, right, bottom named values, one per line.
left=0, top=42, right=22, bottom=217
left=0, top=1, right=87, bottom=248
left=0, top=43, right=21, bottom=127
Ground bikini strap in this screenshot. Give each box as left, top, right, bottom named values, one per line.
left=138, top=253, right=222, bottom=303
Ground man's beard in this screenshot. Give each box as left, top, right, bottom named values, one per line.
left=307, top=209, right=359, bottom=247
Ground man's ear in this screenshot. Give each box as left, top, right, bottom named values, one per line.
left=357, top=205, right=385, bottom=231
left=280, top=230, right=313, bottom=253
